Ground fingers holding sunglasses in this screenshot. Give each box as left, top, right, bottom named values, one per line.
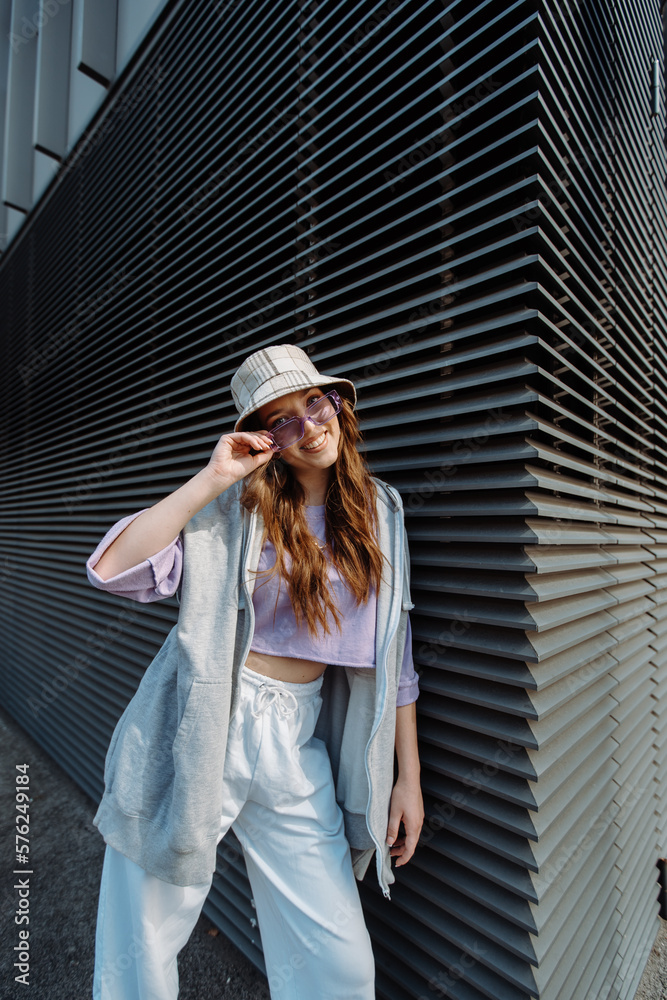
left=229, top=430, right=274, bottom=453
left=247, top=430, right=276, bottom=453
left=205, top=431, right=276, bottom=489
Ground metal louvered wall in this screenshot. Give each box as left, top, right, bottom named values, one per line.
left=1, top=1, right=665, bottom=998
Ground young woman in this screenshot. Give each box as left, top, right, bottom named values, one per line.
left=86, top=344, right=424, bottom=1000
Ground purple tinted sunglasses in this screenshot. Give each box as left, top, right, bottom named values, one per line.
left=265, top=390, right=342, bottom=451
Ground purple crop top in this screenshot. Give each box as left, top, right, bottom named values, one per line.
left=86, top=506, right=419, bottom=706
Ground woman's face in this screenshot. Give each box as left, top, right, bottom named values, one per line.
left=256, top=387, right=341, bottom=477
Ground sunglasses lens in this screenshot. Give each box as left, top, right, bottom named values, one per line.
left=309, top=396, right=337, bottom=422
left=271, top=418, right=301, bottom=450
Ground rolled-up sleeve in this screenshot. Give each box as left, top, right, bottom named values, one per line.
left=396, top=614, right=420, bottom=707
left=86, top=508, right=183, bottom=603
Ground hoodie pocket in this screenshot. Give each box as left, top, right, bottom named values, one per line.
left=171, top=678, right=228, bottom=752
left=104, top=676, right=179, bottom=819
left=168, top=678, right=232, bottom=853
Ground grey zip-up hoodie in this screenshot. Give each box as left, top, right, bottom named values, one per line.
left=92, top=476, right=414, bottom=899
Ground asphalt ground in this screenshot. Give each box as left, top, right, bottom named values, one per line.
left=0, top=703, right=665, bottom=1000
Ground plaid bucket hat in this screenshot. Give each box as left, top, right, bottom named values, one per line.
left=231, top=344, right=356, bottom=431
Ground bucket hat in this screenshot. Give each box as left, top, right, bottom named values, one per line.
left=231, top=344, right=356, bottom=432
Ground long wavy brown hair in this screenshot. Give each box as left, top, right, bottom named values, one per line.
left=240, top=395, right=387, bottom=637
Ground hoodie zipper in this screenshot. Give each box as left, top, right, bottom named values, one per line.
left=363, top=489, right=404, bottom=899
left=232, top=508, right=258, bottom=718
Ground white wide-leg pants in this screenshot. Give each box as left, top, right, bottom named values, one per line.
left=93, top=665, right=376, bottom=1000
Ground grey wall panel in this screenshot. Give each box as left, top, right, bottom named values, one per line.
left=0, top=1, right=665, bottom=998
left=34, top=0, right=73, bottom=158
left=77, top=0, right=118, bottom=85
left=2, top=0, right=40, bottom=210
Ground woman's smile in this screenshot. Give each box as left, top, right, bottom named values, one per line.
left=301, top=431, right=328, bottom=452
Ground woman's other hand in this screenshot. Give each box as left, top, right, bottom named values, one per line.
left=386, top=775, right=424, bottom=867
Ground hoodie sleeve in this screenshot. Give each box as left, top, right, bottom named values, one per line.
left=86, top=507, right=183, bottom=603
left=396, top=520, right=419, bottom=706
left=396, top=614, right=420, bottom=707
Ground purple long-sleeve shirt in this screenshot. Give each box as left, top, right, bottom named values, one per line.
left=86, top=506, right=419, bottom=706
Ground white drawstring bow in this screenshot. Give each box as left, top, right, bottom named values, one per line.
left=251, top=681, right=299, bottom=719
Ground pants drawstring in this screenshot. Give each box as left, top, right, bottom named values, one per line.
left=250, top=680, right=300, bottom=719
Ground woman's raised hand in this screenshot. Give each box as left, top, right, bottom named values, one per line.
left=204, top=430, right=275, bottom=491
